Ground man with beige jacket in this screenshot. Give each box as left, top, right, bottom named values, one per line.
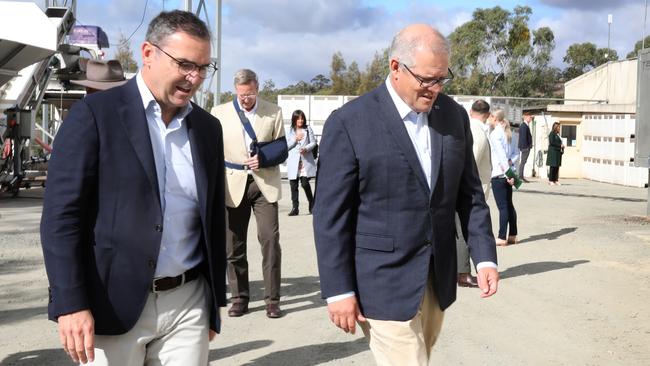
left=456, top=99, right=493, bottom=287
left=211, top=69, right=287, bottom=319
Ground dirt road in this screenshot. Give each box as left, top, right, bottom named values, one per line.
left=1, top=179, right=649, bottom=365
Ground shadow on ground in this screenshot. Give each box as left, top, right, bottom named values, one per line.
left=517, top=227, right=577, bottom=244
left=0, top=305, right=47, bottom=326
left=210, top=340, right=274, bottom=362
left=520, top=189, right=645, bottom=203
left=499, top=260, right=590, bottom=279
left=245, top=276, right=324, bottom=316
left=1, top=348, right=69, bottom=366
left=240, top=338, right=368, bottom=366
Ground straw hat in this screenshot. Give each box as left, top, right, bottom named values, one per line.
left=71, top=59, right=127, bottom=90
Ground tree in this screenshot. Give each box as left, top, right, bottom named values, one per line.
left=114, top=32, right=138, bottom=73
left=626, top=36, right=650, bottom=58
left=218, top=91, right=234, bottom=103
left=310, top=74, right=331, bottom=93
left=258, top=79, right=278, bottom=103
left=358, top=48, right=389, bottom=94
left=447, top=5, right=557, bottom=97
left=330, top=52, right=347, bottom=94
left=346, top=61, right=361, bottom=94
left=563, top=42, right=618, bottom=80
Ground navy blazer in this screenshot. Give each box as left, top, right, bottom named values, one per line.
left=518, top=121, right=532, bottom=150
left=40, top=78, right=227, bottom=335
left=313, top=83, right=497, bottom=321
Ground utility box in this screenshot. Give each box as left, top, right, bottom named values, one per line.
left=634, top=48, right=650, bottom=167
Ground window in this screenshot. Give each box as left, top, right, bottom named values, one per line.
left=561, top=125, right=577, bottom=147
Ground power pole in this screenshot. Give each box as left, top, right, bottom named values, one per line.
left=606, top=14, right=612, bottom=103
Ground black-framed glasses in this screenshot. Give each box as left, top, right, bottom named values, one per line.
left=151, top=43, right=217, bottom=79
left=400, top=63, right=454, bottom=88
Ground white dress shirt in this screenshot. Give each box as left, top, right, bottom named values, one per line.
left=136, top=73, right=202, bottom=278
left=386, top=78, right=432, bottom=189
left=242, top=101, right=258, bottom=152
left=240, top=101, right=258, bottom=174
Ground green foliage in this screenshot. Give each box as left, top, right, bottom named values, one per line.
left=626, top=36, right=650, bottom=58
left=330, top=51, right=348, bottom=94
left=447, top=5, right=559, bottom=97
left=563, top=42, right=618, bottom=80
left=114, top=32, right=138, bottom=73
left=358, top=49, right=390, bottom=94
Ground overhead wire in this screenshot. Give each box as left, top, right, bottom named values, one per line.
left=125, top=0, right=150, bottom=44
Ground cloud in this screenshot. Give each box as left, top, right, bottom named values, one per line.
left=540, top=0, right=640, bottom=11
left=217, top=1, right=461, bottom=90
left=535, top=2, right=646, bottom=67
left=225, top=0, right=386, bottom=34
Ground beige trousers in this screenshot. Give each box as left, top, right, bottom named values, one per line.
left=360, top=276, right=444, bottom=366
left=89, top=276, right=210, bottom=366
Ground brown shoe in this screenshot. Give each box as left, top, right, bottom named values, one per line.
left=457, top=273, right=478, bottom=288
left=227, top=302, right=248, bottom=317
left=266, top=303, right=283, bottom=318
left=507, top=235, right=517, bottom=244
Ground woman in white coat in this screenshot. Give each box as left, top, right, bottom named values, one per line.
left=286, top=110, right=317, bottom=216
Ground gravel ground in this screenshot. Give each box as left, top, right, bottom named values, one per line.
left=1, top=178, right=649, bottom=365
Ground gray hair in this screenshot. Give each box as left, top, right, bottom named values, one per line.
left=234, top=69, right=259, bottom=86
left=389, top=26, right=450, bottom=66
left=146, top=10, right=211, bottom=45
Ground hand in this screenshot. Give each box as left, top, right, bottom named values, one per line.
left=299, top=147, right=307, bottom=155
left=506, top=177, right=515, bottom=186
left=476, top=267, right=499, bottom=298
left=209, top=330, right=217, bottom=342
left=58, top=309, right=95, bottom=364
left=245, top=154, right=260, bottom=170
left=327, top=296, right=366, bottom=334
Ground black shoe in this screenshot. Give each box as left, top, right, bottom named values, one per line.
left=288, top=208, right=299, bottom=216
left=308, top=201, right=314, bottom=214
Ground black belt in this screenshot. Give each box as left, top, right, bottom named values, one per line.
left=225, top=161, right=247, bottom=170
left=151, top=267, right=200, bottom=293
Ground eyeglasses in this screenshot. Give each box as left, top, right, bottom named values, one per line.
left=151, top=43, right=217, bottom=79
left=400, top=63, right=454, bottom=88
left=238, top=94, right=257, bottom=100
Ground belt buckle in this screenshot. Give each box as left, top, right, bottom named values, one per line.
left=179, top=272, right=186, bottom=287
left=152, top=278, right=163, bottom=293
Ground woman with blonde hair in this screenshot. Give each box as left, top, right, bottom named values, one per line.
left=488, top=108, right=518, bottom=246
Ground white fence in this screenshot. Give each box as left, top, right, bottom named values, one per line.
left=581, top=114, right=648, bottom=187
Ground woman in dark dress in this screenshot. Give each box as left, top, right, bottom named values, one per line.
left=546, top=122, right=564, bottom=185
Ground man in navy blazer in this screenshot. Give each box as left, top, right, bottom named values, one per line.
left=313, top=24, right=499, bottom=365
left=40, top=11, right=226, bottom=365
left=518, top=110, right=534, bottom=182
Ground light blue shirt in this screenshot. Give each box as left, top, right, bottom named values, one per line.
left=136, top=73, right=202, bottom=278
left=490, top=124, right=510, bottom=178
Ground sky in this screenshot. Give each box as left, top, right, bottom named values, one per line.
left=22, top=0, right=650, bottom=92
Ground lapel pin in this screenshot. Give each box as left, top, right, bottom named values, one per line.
left=433, top=105, right=440, bottom=110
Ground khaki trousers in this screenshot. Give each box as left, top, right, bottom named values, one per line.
left=360, top=275, right=444, bottom=366
left=226, top=176, right=282, bottom=305
left=89, top=276, right=210, bottom=366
